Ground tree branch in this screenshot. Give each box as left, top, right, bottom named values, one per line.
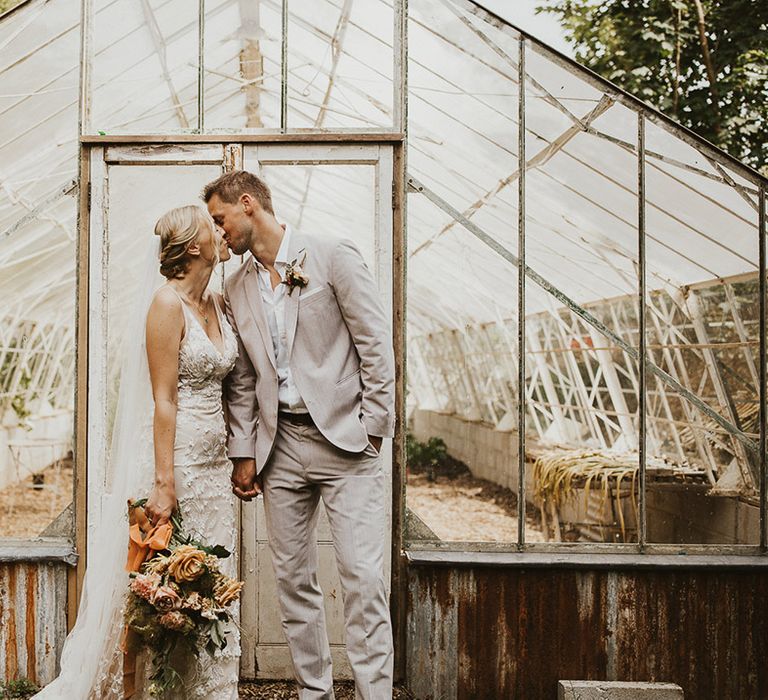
left=690, top=0, right=721, bottom=132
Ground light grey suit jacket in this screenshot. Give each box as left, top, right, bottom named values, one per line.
left=223, top=229, right=395, bottom=473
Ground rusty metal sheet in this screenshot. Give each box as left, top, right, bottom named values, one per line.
left=0, top=561, right=68, bottom=686
left=407, top=565, right=768, bottom=699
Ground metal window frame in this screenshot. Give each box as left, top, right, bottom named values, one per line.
left=404, top=19, right=767, bottom=558
left=68, top=0, right=768, bottom=571
left=77, top=0, right=406, bottom=137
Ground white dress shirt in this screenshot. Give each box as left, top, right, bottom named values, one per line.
left=253, top=225, right=308, bottom=414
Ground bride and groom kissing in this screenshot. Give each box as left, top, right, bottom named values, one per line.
left=37, top=170, right=395, bottom=700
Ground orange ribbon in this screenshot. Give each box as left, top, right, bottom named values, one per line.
left=122, top=499, right=173, bottom=699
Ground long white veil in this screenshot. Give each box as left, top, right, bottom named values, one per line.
left=35, top=236, right=165, bottom=699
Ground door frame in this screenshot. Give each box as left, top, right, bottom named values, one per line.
left=74, top=135, right=407, bottom=678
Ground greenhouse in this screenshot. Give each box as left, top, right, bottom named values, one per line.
left=0, top=0, right=766, bottom=697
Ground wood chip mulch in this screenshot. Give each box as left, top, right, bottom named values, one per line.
left=238, top=680, right=414, bottom=698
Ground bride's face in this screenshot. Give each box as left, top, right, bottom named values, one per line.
left=214, top=225, right=231, bottom=263
left=195, top=220, right=230, bottom=266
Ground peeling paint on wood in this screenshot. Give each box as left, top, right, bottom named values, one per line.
left=0, top=562, right=68, bottom=685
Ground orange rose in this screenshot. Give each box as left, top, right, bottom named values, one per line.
left=167, top=545, right=206, bottom=582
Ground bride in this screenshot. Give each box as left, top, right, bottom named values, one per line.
left=35, top=205, right=241, bottom=699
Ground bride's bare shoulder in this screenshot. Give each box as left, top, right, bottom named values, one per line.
left=147, top=285, right=184, bottom=324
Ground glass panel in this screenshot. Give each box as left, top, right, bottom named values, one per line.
left=256, top=163, right=377, bottom=261
left=287, top=0, right=395, bottom=129
left=764, top=190, right=767, bottom=550
left=406, top=196, right=525, bottom=544
left=0, top=0, right=79, bottom=540
left=644, top=120, right=760, bottom=544
left=105, top=164, right=224, bottom=452
left=90, top=0, right=200, bottom=134
left=203, top=0, right=282, bottom=130
left=525, top=41, right=641, bottom=545
left=409, top=0, right=519, bottom=211
left=404, top=0, right=526, bottom=546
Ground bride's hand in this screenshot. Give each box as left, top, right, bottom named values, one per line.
left=145, top=484, right=177, bottom=526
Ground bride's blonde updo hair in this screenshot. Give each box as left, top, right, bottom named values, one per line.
left=154, top=205, right=214, bottom=279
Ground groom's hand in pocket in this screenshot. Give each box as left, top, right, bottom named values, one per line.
left=231, top=458, right=260, bottom=501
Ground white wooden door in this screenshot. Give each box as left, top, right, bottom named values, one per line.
left=85, top=144, right=226, bottom=557
left=86, top=142, right=395, bottom=681
left=237, top=143, right=395, bottom=679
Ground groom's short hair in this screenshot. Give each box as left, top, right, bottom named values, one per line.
left=202, top=170, right=274, bottom=215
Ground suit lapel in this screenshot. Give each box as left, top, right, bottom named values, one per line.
left=242, top=260, right=277, bottom=371
left=284, top=231, right=305, bottom=358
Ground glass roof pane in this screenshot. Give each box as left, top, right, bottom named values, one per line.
left=287, top=0, right=394, bottom=129
left=91, top=0, right=200, bottom=134
left=203, top=0, right=282, bottom=130
left=0, top=0, right=78, bottom=324
left=645, top=119, right=759, bottom=289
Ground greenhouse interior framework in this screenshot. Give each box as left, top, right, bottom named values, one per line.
left=0, top=0, right=767, bottom=696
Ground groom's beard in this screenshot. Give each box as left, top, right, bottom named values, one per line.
left=229, top=240, right=250, bottom=256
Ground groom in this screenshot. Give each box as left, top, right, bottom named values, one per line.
left=204, top=171, right=395, bottom=699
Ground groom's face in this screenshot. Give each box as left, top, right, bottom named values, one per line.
left=207, top=193, right=253, bottom=256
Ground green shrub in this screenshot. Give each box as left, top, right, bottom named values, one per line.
left=406, top=434, right=449, bottom=481
left=1, top=678, right=40, bottom=699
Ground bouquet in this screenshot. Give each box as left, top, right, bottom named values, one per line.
left=123, top=499, right=243, bottom=698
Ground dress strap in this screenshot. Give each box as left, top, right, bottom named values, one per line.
left=211, top=294, right=226, bottom=326
left=164, top=284, right=189, bottom=338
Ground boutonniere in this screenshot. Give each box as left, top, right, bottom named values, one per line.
left=282, top=249, right=309, bottom=295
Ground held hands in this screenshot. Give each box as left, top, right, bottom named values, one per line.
left=144, top=483, right=177, bottom=527
left=231, top=458, right=261, bottom=501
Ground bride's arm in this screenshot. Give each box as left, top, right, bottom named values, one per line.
left=144, top=288, right=184, bottom=526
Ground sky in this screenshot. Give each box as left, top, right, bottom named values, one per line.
left=476, top=0, right=575, bottom=56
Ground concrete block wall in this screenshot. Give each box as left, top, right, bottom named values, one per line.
left=409, top=409, right=759, bottom=544
left=410, top=409, right=519, bottom=492
left=0, top=409, right=72, bottom=491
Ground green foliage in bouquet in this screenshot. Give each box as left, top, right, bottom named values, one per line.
left=124, top=502, right=243, bottom=698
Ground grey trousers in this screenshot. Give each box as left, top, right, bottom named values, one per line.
left=262, top=420, right=394, bottom=700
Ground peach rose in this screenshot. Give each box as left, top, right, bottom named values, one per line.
left=151, top=584, right=182, bottom=612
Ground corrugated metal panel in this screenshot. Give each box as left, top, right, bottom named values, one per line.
left=0, top=561, right=68, bottom=685
left=406, top=564, right=768, bottom=699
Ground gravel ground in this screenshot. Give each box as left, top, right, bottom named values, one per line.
left=0, top=458, right=73, bottom=538
left=0, top=458, right=545, bottom=543
left=239, top=681, right=414, bottom=698
left=406, top=470, right=545, bottom=542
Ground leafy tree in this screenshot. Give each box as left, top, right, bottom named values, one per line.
left=539, top=0, right=768, bottom=172
left=0, top=0, right=23, bottom=15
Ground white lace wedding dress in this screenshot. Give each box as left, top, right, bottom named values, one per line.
left=157, top=294, right=241, bottom=699
left=36, top=292, right=241, bottom=700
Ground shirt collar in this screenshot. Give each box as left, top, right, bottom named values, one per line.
left=253, top=224, right=292, bottom=271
